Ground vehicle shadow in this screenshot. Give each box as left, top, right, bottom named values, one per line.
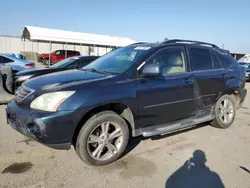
left=165, top=150, right=225, bottom=188
left=123, top=123, right=209, bottom=156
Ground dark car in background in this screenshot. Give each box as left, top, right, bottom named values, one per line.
left=38, top=50, right=81, bottom=65
left=14, top=56, right=99, bottom=90
left=239, top=62, right=250, bottom=81
left=7, top=40, right=246, bottom=166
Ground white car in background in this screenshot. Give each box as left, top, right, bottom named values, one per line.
left=238, top=54, right=250, bottom=63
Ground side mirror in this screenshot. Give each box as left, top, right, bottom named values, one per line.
left=142, top=64, right=161, bottom=77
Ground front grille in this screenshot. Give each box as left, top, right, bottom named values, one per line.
left=15, top=85, right=34, bottom=103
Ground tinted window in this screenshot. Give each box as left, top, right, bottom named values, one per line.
left=211, top=51, right=222, bottom=69
left=189, top=48, right=212, bottom=71
left=0, top=56, right=13, bottom=63
left=144, top=48, right=186, bottom=75
left=61, top=50, right=66, bottom=55
left=78, top=58, right=96, bottom=68
left=216, top=52, right=233, bottom=68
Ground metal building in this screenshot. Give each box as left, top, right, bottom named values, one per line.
left=0, top=26, right=136, bottom=61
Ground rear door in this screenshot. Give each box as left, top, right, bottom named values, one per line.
left=188, top=47, right=226, bottom=107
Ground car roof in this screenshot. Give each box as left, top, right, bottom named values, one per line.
left=128, top=39, right=228, bottom=54
left=79, top=55, right=100, bottom=58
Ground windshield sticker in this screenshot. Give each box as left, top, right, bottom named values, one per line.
left=134, top=46, right=151, bottom=50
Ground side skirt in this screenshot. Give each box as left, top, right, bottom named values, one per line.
left=132, top=114, right=214, bottom=137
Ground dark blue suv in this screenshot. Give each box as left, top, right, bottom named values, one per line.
left=6, top=40, right=247, bottom=166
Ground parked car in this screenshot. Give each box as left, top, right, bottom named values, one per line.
left=7, top=40, right=247, bottom=166
left=14, top=56, right=99, bottom=90
left=7, top=53, right=26, bottom=60
left=0, top=54, right=35, bottom=73
left=38, top=50, right=80, bottom=65
left=239, top=62, right=250, bottom=81
left=238, top=54, right=250, bottom=63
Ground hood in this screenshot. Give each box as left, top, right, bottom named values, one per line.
left=39, top=53, right=50, bottom=57
left=24, top=69, right=114, bottom=90
left=15, top=68, right=59, bottom=76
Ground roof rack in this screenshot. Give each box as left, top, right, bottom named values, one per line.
left=163, top=39, right=219, bottom=48
left=129, top=42, right=146, bottom=46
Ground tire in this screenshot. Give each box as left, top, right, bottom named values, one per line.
left=75, top=111, right=129, bottom=166
left=210, top=94, right=236, bottom=129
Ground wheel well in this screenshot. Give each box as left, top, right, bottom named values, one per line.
left=72, top=103, right=135, bottom=146
left=223, top=90, right=241, bottom=108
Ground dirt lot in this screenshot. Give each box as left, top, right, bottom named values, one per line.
left=1, top=84, right=250, bottom=188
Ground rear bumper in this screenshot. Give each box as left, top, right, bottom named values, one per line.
left=6, top=100, right=80, bottom=150
left=238, top=88, right=247, bottom=108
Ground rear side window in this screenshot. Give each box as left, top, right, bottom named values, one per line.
left=78, top=58, right=96, bottom=68
left=189, top=48, right=212, bottom=71
left=216, top=52, right=233, bottom=68
left=0, top=56, right=14, bottom=63
left=211, top=51, right=222, bottom=69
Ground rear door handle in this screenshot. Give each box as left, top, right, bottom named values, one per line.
left=182, top=78, right=194, bottom=84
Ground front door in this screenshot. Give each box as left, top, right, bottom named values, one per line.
left=137, top=47, right=197, bottom=128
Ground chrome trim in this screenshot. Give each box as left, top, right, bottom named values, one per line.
left=144, top=94, right=216, bottom=109
left=144, top=98, right=194, bottom=109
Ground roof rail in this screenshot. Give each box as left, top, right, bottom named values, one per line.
left=163, top=39, right=219, bottom=48
left=129, top=42, right=146, bottom=46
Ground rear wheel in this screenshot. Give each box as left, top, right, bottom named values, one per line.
left=75, top=111, right=129, bottom=166
left=211, top=94, right=236, bottom=129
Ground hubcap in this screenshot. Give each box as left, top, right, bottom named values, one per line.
left=218, top=99, right=234, bottom=123
left=87, top=121, right=123, bottom=161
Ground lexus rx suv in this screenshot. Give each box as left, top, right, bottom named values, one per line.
left=6, top=40, right=247, bottom=166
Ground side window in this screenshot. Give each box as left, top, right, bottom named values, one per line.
left=211, top=51, right=222, bottom=69
left=0, top=56, right=13, bottom=63
left=54, top=51, right=61, bottom=55
left=143, top=48, right=186, bottom=76
left=189, top=48, right=212, bottom=71
left=216, top=52, right=234, bottom=68
left=67, top=61, right=78, bottom=69
left=78, top=59, right=94, bottom=68
left=61, top=50, right=66, bottom=56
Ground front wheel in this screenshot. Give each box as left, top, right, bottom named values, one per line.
left=75, top=111, right=129, bottom=166
left=210, top=94, right=236, bottom=129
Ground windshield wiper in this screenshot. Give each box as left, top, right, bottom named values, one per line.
left=81, top=68, right=110, bottom=75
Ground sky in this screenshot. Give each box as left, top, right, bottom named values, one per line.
left=0, top=0, right=249, bottom=53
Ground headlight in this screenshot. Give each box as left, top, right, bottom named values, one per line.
left=16, top=75, right=33, bottom=82
left=30, top=91, right=75, bottom=112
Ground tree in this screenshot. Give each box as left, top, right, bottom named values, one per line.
left=164, top=37, right=169, bottom=41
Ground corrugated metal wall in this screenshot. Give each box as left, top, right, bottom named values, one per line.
left=0, top=35, right=113, bottom=57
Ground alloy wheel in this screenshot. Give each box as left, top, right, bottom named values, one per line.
left=87, top=121, right=123, bottom=161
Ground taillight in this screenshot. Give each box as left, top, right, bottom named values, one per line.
left=25, top=63, right=34, bottom=67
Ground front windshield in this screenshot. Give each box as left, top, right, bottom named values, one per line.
left=83, top=46, right=152, bottom=74
left=51, top=57, right=79, bottom=68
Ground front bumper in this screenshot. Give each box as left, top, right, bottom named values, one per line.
left=6, top=100, right=79, bottom=150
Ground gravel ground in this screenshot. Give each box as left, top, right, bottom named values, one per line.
left=0, top=84, right=250, bottom=188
